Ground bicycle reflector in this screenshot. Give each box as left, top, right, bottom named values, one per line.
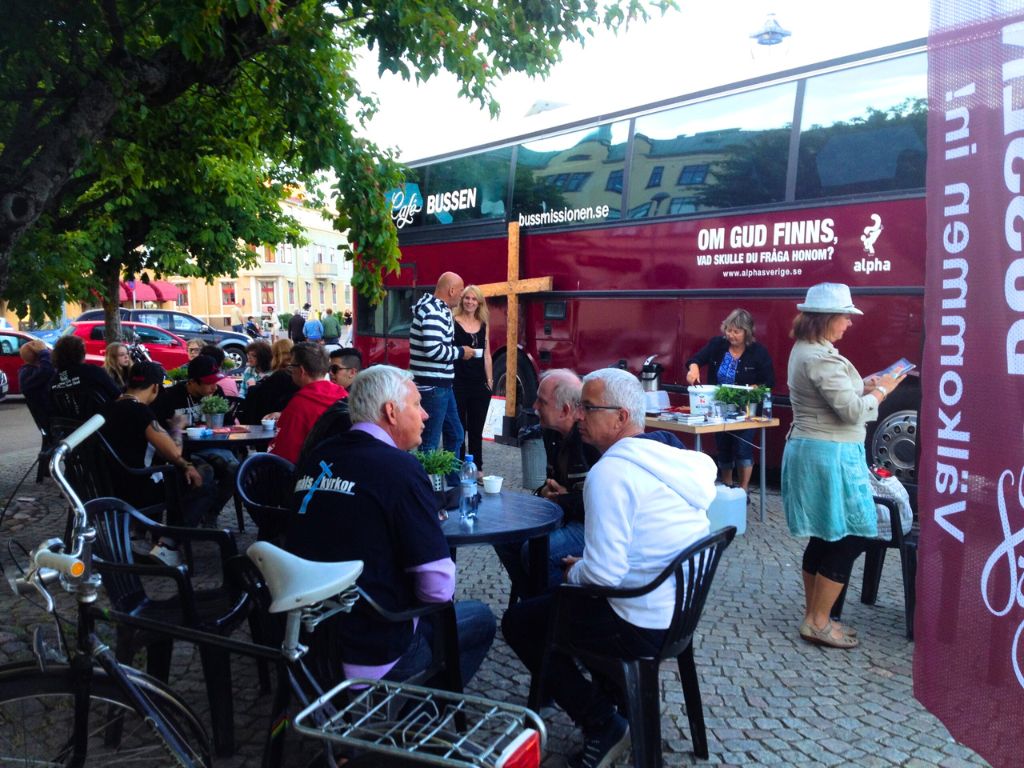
left=495, top=728, right=541, bottom=768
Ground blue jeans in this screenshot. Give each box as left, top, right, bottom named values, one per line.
left=418, top=385, right=464, bottom=483
left=495, top=520, right=586, bottom=595
left=714, top=428, right=753, bottom=469
left=385, top=600, right=496, bottom=687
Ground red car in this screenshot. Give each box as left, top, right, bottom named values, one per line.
left=0, top=328, right=41, bottom=396
left=66, top=321, right=190, bottom=371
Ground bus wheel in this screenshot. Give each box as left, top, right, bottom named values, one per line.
left=493, top=352, right=538, bottom=415
left=866, top=380, right=919, bottom=484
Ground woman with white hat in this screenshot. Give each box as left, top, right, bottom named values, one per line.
left=783, top=282, right=907, bottom=649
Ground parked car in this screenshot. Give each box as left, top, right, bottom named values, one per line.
left=66, top=321, right=190, bottom=371
left=0, top=328, right=44, bottom=396
left=25, top=321, right=70, bottom=346
left=0, top=369, right=7, bottom=401
left=75, top=309, right=250, bottom=366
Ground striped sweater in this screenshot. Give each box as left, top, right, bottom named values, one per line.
left=409, top=293, right=460, bottom=386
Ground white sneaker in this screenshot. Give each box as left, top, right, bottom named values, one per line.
left=148, top=543, right=182, bottom=567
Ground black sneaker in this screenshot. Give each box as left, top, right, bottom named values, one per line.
left=575, top=713, right=630, bottom=768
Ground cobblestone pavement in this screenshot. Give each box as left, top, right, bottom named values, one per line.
left=0, top=402, right=989, bottom=766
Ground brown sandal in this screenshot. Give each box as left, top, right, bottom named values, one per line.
left=800, top=621, right=859, bottom=649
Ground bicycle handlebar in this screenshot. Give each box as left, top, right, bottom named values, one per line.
left=62, top=414, right=106, bottom=451
left=35, top=550, right=86, bottom=579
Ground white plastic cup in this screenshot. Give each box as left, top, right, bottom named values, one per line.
left=473, top=348, right=483, bottom=358
left=262, top=419, right=276, bottom=432
left=186, top=427, right=205, bottom=440
left=482, top=475, right=503, bottom=494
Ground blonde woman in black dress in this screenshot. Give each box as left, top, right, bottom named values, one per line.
left=453, top=285, right=493, bottom=480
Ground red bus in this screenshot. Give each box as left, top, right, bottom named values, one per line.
left=356, top=39, right=927, bottom=483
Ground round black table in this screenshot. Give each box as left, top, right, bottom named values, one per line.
left=440, top=490, right=562, bottom=596
left=182, top=425, right=275, bottom=453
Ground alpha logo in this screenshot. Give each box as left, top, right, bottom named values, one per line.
left=387, top=184, right=423, bottom=230
left=861, top=213, right=884, bottom=254
left=855, top=213, right=890, bottom=274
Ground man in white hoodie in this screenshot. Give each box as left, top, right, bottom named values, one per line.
left=502, top=368, right=717, bottom=768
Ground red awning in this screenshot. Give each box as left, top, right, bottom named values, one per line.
left=149, top=280, right=182, bottom=302
left=118, top=281, right=158, bottom=302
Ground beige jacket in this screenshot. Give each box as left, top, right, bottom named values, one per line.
left=787, top=340, right=879, bottom=443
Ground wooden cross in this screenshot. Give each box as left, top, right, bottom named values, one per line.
left=476, top=222, right=552, bottom=425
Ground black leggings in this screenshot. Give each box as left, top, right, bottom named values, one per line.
left=802, top=536, right=873, bottom=585
left=456, top=388, right=490, bottom=471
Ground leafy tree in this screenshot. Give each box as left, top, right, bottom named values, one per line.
left=0, top=0, right=674, bottom=310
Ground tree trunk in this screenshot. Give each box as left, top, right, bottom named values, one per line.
left=95, top=259, right=123, bottom=344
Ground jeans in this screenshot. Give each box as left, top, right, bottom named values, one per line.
left=418, top=385, right=464, bottom=484
left=191, top=447, right=240, bottom=511
left=501, top=593, right=664, bottom=733
left=714, top=429, right=753, bottom=469
left=495, top=521, right=586, bottom=596
left=385, top=600, right=496, bottom=687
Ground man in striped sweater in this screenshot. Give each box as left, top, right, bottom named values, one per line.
left=410, top=272, right=475, bottom=470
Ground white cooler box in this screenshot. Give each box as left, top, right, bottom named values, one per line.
left=707, top=483, right=747, bottom=535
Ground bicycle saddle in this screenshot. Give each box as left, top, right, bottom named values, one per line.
left=247, top=542, right=363, bottom=614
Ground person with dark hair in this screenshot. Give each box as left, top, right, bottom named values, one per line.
left=288, top=308, right=307, bottom=343
left=685, top=307, right=775, bottom=493
left=239, top=339, right=272, bottom=398
left=50, top=334, right=120, bottom=420
left=100, top=362, right=216, bottom=566
left=269, top=342, right=346, bottom=463
left=328, top=347, right=362, bottom=390
left=244, top=315, right=263, bottom=338
left=199, top=344, right=238, bottom=397
left=322, top=308, right=342, bottom=345
left=238, top=338, right=298, bottom=424
left=783, top=283, right=908, bottom=649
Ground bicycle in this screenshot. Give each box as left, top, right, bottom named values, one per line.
left=0, top=414, right=546, bottom=767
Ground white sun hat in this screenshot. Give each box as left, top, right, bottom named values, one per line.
left=796, top=283, right=863, bottom=315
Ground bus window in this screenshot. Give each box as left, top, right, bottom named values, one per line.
left=629, top=82, right=796, bottom=217
left=356, top=291, right=385, bottom=337
left=796, top=53, right=926, bottom=200
left=511, top=121, right=629, bottom=225
left=408, top=148, right=512, bottom=228
left=385, top=287, right=429, bottom=338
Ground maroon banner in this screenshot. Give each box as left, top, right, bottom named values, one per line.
left=918, top=4, right=1024, bottom=766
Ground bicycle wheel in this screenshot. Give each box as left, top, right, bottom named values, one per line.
left=0, top=661, right=213, bottom=766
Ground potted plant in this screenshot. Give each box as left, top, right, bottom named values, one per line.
left=221, top=358, right=237, bottom=373
left=167, top=365, right=188, bottom=382
left=200, top=394, right=231, bottom=427
left=714, top=384, right=769, bottom=419
left=414, top=449, right=460, bottom=491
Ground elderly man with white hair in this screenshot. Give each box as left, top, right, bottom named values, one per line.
left=285, top=364, right=495, bottom=686
left=502, top=367, right=717, bottom=768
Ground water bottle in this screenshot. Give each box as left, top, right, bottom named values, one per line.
left=459, top=454, right=478, bottom=521
left=763, top=391, right=773, bottom=419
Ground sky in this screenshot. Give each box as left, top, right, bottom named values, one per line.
left=351, top=0, right=930, bottom=162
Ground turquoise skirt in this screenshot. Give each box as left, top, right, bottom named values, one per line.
left=782, top=438, right=877, bottom=541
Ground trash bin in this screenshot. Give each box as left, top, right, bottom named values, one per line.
left=518, top=424, right=547, bottom=490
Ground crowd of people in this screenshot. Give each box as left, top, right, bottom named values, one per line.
left=14, top=279, right=909, bottom=766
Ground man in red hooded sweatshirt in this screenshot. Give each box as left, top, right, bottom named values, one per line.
left=269, top=342, right=347, bottom=463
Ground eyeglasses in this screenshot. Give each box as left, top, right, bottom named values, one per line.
left=581, top=404, right=623, bottom=413
left=330, top=365, right=359, bottom=374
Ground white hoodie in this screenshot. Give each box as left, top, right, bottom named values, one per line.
left=568, top=435, right=717, bottom=629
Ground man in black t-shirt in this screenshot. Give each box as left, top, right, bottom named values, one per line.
left=100, top=362, right=216, bottom=566
left=286, top=365, right=495, bottom=685
left=50, top=335, right=120, bottom=420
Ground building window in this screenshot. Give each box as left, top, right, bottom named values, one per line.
left=260, top=280, right=275, bottom=308
left=677, top=164, right=709, bottom=185
left=668, top=197, right=697, bottom=215
left=345, top=285, right=352, bottom=304
left=221, top=281, right=236, bottom=305
left=316, top=245, right=325, bottom=264
left=288, top=281, right=295, bottom=305
left=318, top=283, right=325, bottom=305
left=264, top=245, right=276, bottom=263
left=175, top=284, right=189, bottom=307
left=305, top=282, right=312, bottom=304
left=606, top=170, right=623, bottom=193
left=331, top=283, right=338, bottom=304
left=647, top=166, right=664, bottom=188
left=565, top=172, right=591, bottom=192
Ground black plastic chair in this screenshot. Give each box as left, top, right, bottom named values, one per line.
left=533, top=527, right=736, bottom=766
left=833, top=496, right=918, bottom=640
left=235, top=453, right=295, bottom=543
left=84, top=497, right=256, bottom=757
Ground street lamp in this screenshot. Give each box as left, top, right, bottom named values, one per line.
left=749, top=12, right=791, bottom=61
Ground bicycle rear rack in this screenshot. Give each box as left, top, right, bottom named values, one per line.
left=293, top=678, right=546, bottom=768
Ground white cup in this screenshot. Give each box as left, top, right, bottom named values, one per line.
left=262, top=419, right=276, bottom=432
left=186, top=427, right=205, bottom=440
left=482, top=475, right=503, bottom=494
left=473, top=348, right=483, bottom=358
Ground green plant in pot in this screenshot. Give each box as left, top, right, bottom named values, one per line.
left=714, top=384, right=769, bottom=418
left=414, top=449, right=460, bottom=491
left=221, top=358, right=237, bottom=372
left=200, top=394, right=230, bottom=427
left=167, top=365, right=188, bottom=382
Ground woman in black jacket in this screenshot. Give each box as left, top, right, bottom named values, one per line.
left=685, top=308, right=775, bottom=494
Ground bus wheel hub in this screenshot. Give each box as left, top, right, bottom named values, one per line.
left=870, top=410, right=917, bottom=482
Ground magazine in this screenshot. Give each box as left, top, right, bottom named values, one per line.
left=872, top=357, right=916, bottom=379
